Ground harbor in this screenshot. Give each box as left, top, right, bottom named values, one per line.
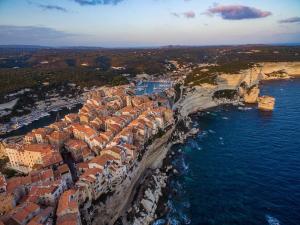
left=136, top=80, right=173, bottom=95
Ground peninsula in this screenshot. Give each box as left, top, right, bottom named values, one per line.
left=0, top=46, right=300, bottom=225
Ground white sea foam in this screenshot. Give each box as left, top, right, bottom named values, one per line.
left=182, top=159, right=189, bottom=171
left=266, top=215, right=280, bottom=225
left=238, top=106, right=252, bottom=111
left=169, top=218, right=180, bottom=225
left=152, top=219, right=166, bottom=225
left=182, top=214, right=191, bottom=224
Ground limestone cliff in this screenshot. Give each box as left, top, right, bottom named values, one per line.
left=261, top=62, right=300, bottom=78
left=177, top=61, right=300, bottom=116
left=87, top=61, right=299, bottom=225
left=90, top=128, right=174, bottom=225
left=243, top=86, right=260, bottom=104
left=177, top=66, right=261, bottom=117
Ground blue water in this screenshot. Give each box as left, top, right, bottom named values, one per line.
left=161, top=79, right=300, bottom=225
left=136, top=81, right=172, bottom=95
left=0, top=104, right=82, bottom=139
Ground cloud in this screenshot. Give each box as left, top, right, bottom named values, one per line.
left=37, top=4, right=68, bottom=12
left=0, top=25, right=74, bottom=45
left=171, top=11, right=196, bottom=19
left=206, top=4, right=272, bottom=20
left=183, top=11, right=195, bottom=18
left=28, top=1, right=68, bottom=12
left=279, top=17, right=300, bottom=23
left=171, top=12, right=180, bottom=18
left=72, top=0, right=124, bottom=6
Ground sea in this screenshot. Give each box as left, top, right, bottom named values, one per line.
left=155, top=79, right=300, bottom=225
left=0, top=104, right=82, bottom=139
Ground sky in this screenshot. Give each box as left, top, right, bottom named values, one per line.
left=0, top=0, right=300, bottom=47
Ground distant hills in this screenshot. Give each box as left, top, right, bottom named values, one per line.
left=0, top=43, right=300, bottom=50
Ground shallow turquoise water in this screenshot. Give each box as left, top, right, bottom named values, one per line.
left=160, top=79, right=300, bottom=225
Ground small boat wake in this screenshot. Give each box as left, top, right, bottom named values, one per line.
left=265, top=215, right=280, bottom=225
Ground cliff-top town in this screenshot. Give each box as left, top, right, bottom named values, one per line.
left=1, top=1, right=300, bottom=223
left=0, top=83, right=175, bottom=225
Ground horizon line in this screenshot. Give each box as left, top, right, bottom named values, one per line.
left=0, top=42, right=300, bottom=49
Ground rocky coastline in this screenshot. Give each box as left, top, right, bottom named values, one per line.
left=2, top=60, right=299, bottom=225
left=111, top=62, right=300, bottom=225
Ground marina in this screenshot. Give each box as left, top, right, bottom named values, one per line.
left=136, top=80, right=173, bottom=95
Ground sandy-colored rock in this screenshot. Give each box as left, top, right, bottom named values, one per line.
left=258, top=96, right=275, bottom=111
left=243, top=86, right=260, bottom=104
left=261, top=62, right=300, bottom=77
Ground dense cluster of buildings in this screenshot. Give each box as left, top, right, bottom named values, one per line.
left=0, top=84, right=175, bottom=225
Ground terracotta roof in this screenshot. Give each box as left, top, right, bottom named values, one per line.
left=23, top=144, right=54, bottom=154
left=103, top=146, right=123, bottom=154
left=80, top=168, right=103, bottom=181
left=11, top=202, right=40, bottom=224
left=42, top=152, right=63, bottom=168
left=57, top=164, right=70, bottom=175
left=65, top=139, right=87, bottom=150
left=57, top=189, right=78, bottom=217
left=64, top=113, right=79, bottom=121
left=30, top=169, right=54, bottom=183
left=90, top=154, right=118, bottom=167
left=107, top=123, right=122, bottom=134
left=27, top=184, right=59, bottom=202
left=82, top=147, right=92, bottom=157
left=100, top=131, right=114, bottom=141
left=32, top=128, right=48, bottom=136
left=72, top=124, right=97, bottom=137
left=6, top=176, right=31, bottom=193
left=48, top=131, right=69, bottom=140
left=92, top=135, right=107, bottom=144
left=28, top=207, right=53, bottom=225
left=56, top=213, right=79, bottom=225
left=77, top=162, right=89, bottom=170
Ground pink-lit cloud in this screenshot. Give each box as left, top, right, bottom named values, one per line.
left=183, top=11, right=195, bottom=18
left=171, top=11, right=196, bottom=19
left=206, top=5, right=272, bottom=20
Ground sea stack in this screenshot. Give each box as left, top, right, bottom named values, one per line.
left=258, top=96, right=275, bottom=111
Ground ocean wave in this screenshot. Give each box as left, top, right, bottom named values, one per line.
left=152, top=219, right=166, bottom=225
left=265, top=215, right=280, bottom=225
left=238, top=106, right=252, bottom=111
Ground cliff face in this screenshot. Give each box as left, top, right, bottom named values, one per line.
left=217, top=66, right=262, bottom=90
left=177, top=67, right=261, bottom=117
left=178, top=61, right=300, bottom=116
left=243, top=86, right=260, bottom=104
left=90, top=128, right=174, bottom=225
left=261, top=62, right=300, bottom=77
left=87, top=61, right=299, bottom=225
left=178, top=86, right=218, bottom=117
